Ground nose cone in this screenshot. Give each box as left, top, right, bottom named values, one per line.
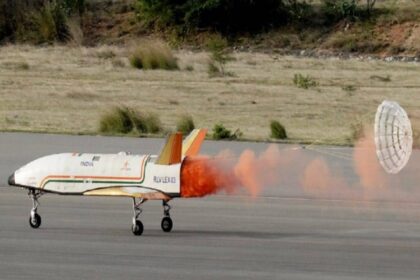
left=8, top=173, right=15, bottom=186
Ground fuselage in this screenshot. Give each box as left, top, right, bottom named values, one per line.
left=9, top=152, right=181, bottom=199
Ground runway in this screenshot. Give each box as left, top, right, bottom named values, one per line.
left=1, top=132, right=420, bottom=280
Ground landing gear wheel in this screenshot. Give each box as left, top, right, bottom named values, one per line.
left=161, top=217, right=173, bottom=232
left=132, top=220, right=144, bottom=236
left=29, top=213, right=41, bottom=229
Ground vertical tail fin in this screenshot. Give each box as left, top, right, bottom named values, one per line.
left=155, top=133, right=183, bottom=165
left=182, top=129, right=207, bottom=157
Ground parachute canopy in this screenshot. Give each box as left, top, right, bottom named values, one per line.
left=374, top=100, right=413, bottom=174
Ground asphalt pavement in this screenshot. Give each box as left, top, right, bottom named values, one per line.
left=1, top=132, right=420, bottom=280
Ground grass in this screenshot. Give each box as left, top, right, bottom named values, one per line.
left=212, top=124, right=233, bottom=140
left=129, top=40, right=178, bottom=70
left=270, top=120, right=287, bottom=139
left=99, top=106, right=162, bottom=135
left=1, top=45, right=420, bottom=145
left=293, top=73, right=318, bottom=89
left=176, top=115, right=195, bottom=134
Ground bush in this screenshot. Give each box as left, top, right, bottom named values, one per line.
left=349, top=120, right=365, bottom=142
left=99, top=107, right=134, bottom=134
left=322, top=0, right=359, bottom=22
left=135, top=0, right=288, bottom=34
left=0, top=0, right=84, bottom=43
left=293, top=73, right=318, bottom=89
left=176, top=115, right=195, bottom=134
left=99, top=107, right=162, bottom=135
left=212, top=123, right=232, bottom=140
left=144, top=113, right=162, bottom=133
left=130, top=40, right=179, bottom=70
left=36, top=1, right=69, bottom=42
left=207, top=36, right=233, bottom=77
left=270, top=120, right=287, bottom=139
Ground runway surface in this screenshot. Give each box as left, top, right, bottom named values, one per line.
left=1, top=132, right=420, bottom=280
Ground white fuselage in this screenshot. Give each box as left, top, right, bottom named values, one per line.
left=13, top=153, right=181, bottom=198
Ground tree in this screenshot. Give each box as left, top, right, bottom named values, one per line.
left=366, top=0, right=376, bottom=14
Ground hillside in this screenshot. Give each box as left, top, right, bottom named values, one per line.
left=78, top=0, right=420, bottom=58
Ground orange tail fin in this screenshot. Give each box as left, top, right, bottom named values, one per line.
left=182, top=129, right=207, bottom=157
left=155, top=133, right=182, bottom=165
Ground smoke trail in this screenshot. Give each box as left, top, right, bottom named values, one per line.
left=180, top=132, right=408, bottom=200
left=180, top=145, right=303, bottom=198
left=353, top=129, right=387, bottom=190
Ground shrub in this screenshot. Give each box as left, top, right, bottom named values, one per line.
left=135, top=0, right=288, bottom=34
left=349, top=120, right=365, bottom=142
left=99, top=107, right=134, bottom=134
left=176, top=115, right=195, bottom=134
left=0, top=0, right=85, bottom=43
left=212, top=123, right=232, bottom=140
left=99, top=107, right=162, bottom=135
left=36, top=1, right=69, bottom=42
left=207, top=36, right=233, bottom=77
left=129, top=40, right=178, bottom=70
left=293, top=73, right=318, bottom=89
left=322, top=0, right=359, bottom=22
left=270, top=120, right=287, bottom=139
left=144, top=112, right=162, bottom=133
left=370, top=75, right=391, bottom=82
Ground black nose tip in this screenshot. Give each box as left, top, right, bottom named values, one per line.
left=8, top=173, right=15, bottom=186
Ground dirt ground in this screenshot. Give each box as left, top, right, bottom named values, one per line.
left=0, top=45, right=419, bottom=145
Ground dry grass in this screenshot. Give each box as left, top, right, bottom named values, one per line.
left=0, top=45, right=420, bottom=145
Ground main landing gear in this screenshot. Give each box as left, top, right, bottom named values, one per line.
left=28, top=189, right=43, bottom=229
left=130, top=198, right=174, bottom=236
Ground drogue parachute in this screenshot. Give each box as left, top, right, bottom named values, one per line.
left=374, top=100, right=413, bottom=174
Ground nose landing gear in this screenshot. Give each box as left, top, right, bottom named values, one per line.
left=132, top=198, right=145, bottom=235
left=161, top=200, right=173, bottom=232
left=28, top=189, right=42, bottom=229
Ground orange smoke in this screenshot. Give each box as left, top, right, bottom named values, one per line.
left=180, top=145, right=301, bottom=198
left=180, top=156, right=239, bottom=197
left=353, top=129, right=387, bottom=190
left=180, top=132, right=403, bottom=201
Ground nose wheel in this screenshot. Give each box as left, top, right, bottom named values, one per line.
left=132, top=198, right=145, bottom=235
left=28, top=190, right=42, bottom=229
left=161, top=200, right=173, bottom=232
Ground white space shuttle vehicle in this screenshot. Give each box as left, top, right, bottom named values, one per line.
left=8, top=129, right=207, bottom=235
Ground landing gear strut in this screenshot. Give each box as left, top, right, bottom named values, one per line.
left=161, top=200, right=173, bottom=232
left=131, top=198, right=145, bottom=235
left=28, top=189, right=42, bottom=229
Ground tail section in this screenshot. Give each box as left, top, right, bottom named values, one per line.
left=182, top=129, right=207, bottom=157
left=156, top=133, right=183, bottom=165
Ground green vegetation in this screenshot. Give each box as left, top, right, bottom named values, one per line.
left=207, top=36, right=233, bottom=77
left=270, top=120, right=287, bottom=139
left=212, top=123, right=233, bottom=140
left=370, top=74, right=391, bottom=82
left=99, top=107, right=134, bottom=134
left=0, top=0, right=84, bottom=43
left=99, top=107, right=162, bottom=135
left=130, top=40, right=178, bottom=70
left=212, top=124, right=242, bottom=140
left=293, top=73, right=318, bottom=89
left=342, top=85, right=357, bottom=96
left=135, top=0, right=288, bottom=34
left=176, top=115, right=195, bottom=135
left=348, top=119, right=365, bottom=143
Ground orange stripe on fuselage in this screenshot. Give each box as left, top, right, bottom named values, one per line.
left=39, top=155, right=149, bottom=189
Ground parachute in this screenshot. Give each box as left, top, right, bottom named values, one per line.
left=374, top=100, right=413, bottom=174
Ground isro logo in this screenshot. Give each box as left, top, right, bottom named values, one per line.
left=154, top=176, right=176, bottom=184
